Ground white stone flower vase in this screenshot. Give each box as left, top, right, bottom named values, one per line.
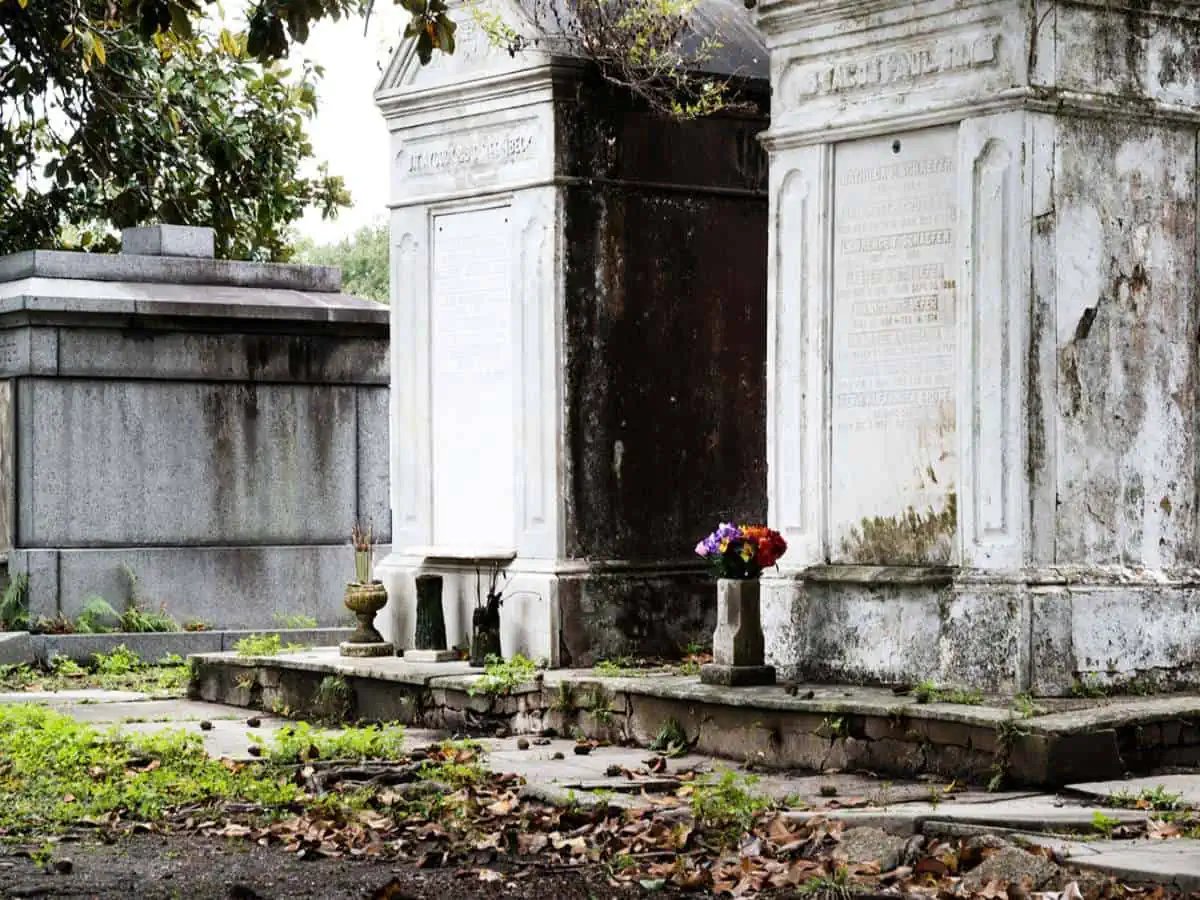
left=700, top=578, right=776, bottom=687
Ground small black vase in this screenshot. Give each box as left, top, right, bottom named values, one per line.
left=469, top=605, right=501, bottom=667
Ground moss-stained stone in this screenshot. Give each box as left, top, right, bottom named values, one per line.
left=839, top=493, right=957, bottom=566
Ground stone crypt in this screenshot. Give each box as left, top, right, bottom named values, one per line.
left=758, top=0, right=1200, bottom=696
left=374, top=0, right=770, bottom=665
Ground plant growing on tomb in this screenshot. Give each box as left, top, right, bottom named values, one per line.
left=695, top=523, right=787, bottom=579
left=0, top=574, right=29, bottom=631
left=468, top=0, right=746, bottom=120
left=468, top=653, right=540, bottom=696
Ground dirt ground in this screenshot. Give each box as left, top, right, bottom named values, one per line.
left=0, top=832, right=699, bottom=900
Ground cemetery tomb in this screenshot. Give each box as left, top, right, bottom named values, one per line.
left=375, top=0, right=770, bottom=665
left=757, top=0, right=1200, bottom=695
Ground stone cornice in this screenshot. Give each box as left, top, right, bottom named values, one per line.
left=754, top=0, right=1200, bottom=40
left=753, top=0, right=1003, bottom=38
left=374, top=63, right=578, bottom=122
left=760, top=86, right=1200, bottom=151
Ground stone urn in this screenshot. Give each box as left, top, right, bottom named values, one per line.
left=343, top=581, right=388, bottom=645
left=700, top=578, right=776, bottom=686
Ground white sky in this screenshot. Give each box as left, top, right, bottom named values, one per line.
left=290, top=5, right=406, bottom=243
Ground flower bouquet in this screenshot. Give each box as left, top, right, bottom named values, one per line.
left=695, top=523, right=788, bottom=580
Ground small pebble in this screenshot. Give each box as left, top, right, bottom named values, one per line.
left=552, top=751, right=565, bottom=760
left=246, top=717, right=261, bottom=728
left=199, top=720, right=213, bottom=731
left=52, top=858, right=73, bottom=875
left=516, top=738, right=530, bottom=750
left=573, top=743, right=592, bottom=756
left=604, top=764, right=622, bottom=777
left=532, top=737, right=551, bottom=746
left=246, top=745, right=262, bottom=757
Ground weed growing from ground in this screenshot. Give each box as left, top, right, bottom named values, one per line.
left=1092, top=811, right=1121, bottom=838
left=251, top=721, right=406, bottom=764
left=649, top=719, right=690, bottom=757
left=0, top=704, right=303, bottom=833
left=1106, top=785, right=1186, bottom=811
left=688, top=770, right=773, bottom=846
left=93, top=645, right=143, bottom=676
left=417, top=739, right=487, bottom=788
left=798, top=866, right=854, bottom=900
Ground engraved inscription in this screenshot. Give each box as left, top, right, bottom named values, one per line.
left=830, top=127, right=959, bottom=564
left=792, top=33, right=997, bottom=99
left=403, top=129, right=535, bottom=177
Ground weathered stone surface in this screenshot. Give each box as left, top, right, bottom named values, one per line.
left=18, top=380, right=370, bottom=546
left=0, top=631, right=33, bottom=666
left=961, top=847, right=1062, bottom=892
left=15, top=546, right=387, bottom=630
left=0, top=249, right=346, bottom=293
left=757, top=0, right=1200, bottom=696
left=31, top=629, right=351, bottom=664
left=379, top=25, right=768, bottom=666
left=121, top=225, right=214, bottom=259
left=0, top=244, right=388, bottom=634
left=339, top=642, right=395, bottom=658
left=700, top=664, right=776, bottom=687
left=710, top=578, right=766, bottom=669
left=834, top=827, right=907, bottom=871
left=518, top=783, right=604, bottom=809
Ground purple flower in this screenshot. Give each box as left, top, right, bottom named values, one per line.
left=716, top=522, right=742, bottom=541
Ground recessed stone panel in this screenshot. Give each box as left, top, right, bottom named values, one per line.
left=830, top=126, right=959, bottom=565
left=430, top=205, right=516, bottom=549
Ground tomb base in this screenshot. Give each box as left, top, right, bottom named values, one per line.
left=378, top=552, right=715, bottom=667
left=700, top=664, right=776, bottom=687
left=763, top=566, right=1200, bottom=697
left=404, top=649, right=458, bottom=663
left=339, top=641, right=395, bottom=658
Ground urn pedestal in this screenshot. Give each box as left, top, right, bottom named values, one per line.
left=700, top=578, right=775, bottom=686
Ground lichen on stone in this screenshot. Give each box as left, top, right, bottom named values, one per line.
left=840, top=492, right=957, bottom=565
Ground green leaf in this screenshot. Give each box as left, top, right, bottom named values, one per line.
left=168, top=5, right=194, bottom=40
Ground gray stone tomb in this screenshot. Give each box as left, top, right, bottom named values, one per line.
left=0, top=227, right=389, bottom=629
left=757, top=0, right=1200, bottom=696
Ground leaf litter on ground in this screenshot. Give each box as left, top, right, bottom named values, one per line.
left=0, top=703, right=1194, bottom=898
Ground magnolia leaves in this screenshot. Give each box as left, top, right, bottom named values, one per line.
left=399, top=0, right=457, bottom=64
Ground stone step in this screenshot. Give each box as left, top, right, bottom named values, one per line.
left=187, top=648, right=1200, bottom=788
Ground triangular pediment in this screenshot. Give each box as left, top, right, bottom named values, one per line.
left=375, top=0, right=553, bottom=99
